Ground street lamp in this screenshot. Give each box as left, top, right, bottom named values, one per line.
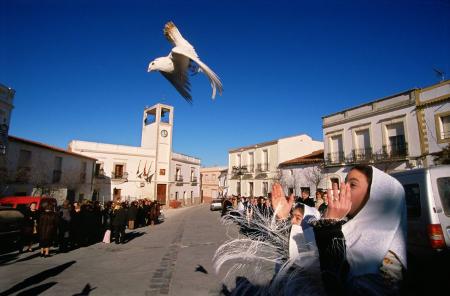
left=232, top=165, right=247, bottom=196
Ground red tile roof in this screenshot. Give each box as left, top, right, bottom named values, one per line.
left=279, top=149, right=324, bottom=166
left=8, top=135, right=97, bottom=161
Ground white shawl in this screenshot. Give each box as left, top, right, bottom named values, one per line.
left=342, top=166, right=407, bottom=276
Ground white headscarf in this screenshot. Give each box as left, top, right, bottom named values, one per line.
left=342, top=166, right=407, bottom=276
left=289, top=205, right=321, bottom=260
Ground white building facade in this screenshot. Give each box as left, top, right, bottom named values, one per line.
left=2, top=135, right=96, bottom=204
left=200, top=166, right=228, bottom=203
left=228, top=134, right=323, bottom=197
left=69, top=103, right=201, bottom=205
left=322, top=80, right=450, bottom=184
left=415, top=80, right=450, bottom=166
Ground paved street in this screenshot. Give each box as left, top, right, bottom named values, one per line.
left=0, top=205, right=241, bottom=296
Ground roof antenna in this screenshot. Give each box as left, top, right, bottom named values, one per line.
left=433, top=68, right=445, bottom=82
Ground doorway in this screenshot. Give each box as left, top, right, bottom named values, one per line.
left=157, top=184, right=167, bottom=205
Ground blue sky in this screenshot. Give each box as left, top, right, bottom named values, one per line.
left=1, top=0, right=449, bottom=166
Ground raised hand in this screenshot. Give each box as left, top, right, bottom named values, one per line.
left=323, top=182, right=352, bottom=220
left=271, top=183, right=294, bottom=219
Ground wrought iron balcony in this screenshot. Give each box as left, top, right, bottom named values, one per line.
left=175, top=175, right=183, bottom=186
left=256, top=163, right=268, bottom=172
left=111, top=172, right=128, bottom=180
left=380, top=143, right=408, bottom=159
left=325, top=152, right=345, bottom=165
left=351, top=148, right=373, bottom=162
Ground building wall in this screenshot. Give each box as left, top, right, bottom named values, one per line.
left=68, top=140, right=156, bottom=202
left=323, top=90, right=420, bottom=175
left=417, top=81, right=450, bottom=166
left=4, top=139, right=95, bottom=204
left=169, top=153, right=201, bottom=206
left=228, top=134, right=323, bottom=197
left=280, top=163, right=328, bottom=196
left=228, top=141, right=278, bottom=197
left=278, top=135, right=324, bottom=163
left=200, top=166, right=227, bottom=203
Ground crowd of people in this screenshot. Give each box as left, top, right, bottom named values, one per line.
left=220, top=188, right=329, bottom=219
left=19, top=199, right=162, bottom=257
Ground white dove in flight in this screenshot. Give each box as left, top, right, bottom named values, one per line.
left=147, top=21, right=223, bottom=103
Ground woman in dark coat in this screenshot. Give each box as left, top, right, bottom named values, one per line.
left=21, top=202, right=39, bottom=252
left=70, top=203, right=83, bottom=249
left=38, top=203, right=59, bottom=257
left=112, top=203, right=127, bottom=244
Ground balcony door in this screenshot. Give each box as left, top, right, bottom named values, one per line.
left=386, top=123, right=406, bottom=156
left=330, top=135, right=344, bottom=162
left=114, top=164, right=124, bottom=178
left=355, top=129, right=371, bottom=160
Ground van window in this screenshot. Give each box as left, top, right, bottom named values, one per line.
left=0, top=203, right=14, bottom=208
left=437, top=177, right=450, bottom=217
left=403, top=184, right=421, bottom=218
left=16, top=204, right=28, bottom=214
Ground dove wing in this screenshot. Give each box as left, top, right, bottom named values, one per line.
left=164, top=21, right=193, bottom=48
left=172, top=46, right=223, bottom=99
left=161, top=53, right=192, bottom=103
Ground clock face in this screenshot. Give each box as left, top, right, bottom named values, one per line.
left=161, top=129, right=168, bottom=138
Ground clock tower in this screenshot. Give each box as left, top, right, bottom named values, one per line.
left=141, top=103, right=174, bottom=204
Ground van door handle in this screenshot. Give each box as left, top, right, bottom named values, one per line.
left=434, top=207, right=443, bottom=214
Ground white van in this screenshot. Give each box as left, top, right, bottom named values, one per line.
left=390, top=165, right=450, bottom=256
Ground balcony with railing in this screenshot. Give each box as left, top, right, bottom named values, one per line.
left=325, top=152, right=345, bottom=166
left=191, top=176, right=198, bottom=185
left=231, top=165, right=248, bottom=179
left=350, top=148, right=373, bottom=163
left=175, top=175, right=183, bottom=186
left=256, top=163, right=269, bottom=172
left=111, top=171, right=128, bottom=180
left=378, top=143, right=408, bottom=160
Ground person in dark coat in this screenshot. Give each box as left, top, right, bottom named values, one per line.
left=136, top=201, right=145, bottom=228
left=143, top=200, right=151, bottom=226
left=102, top=201, right=113, bottom=231
left=298, top=189, right=315, bottom=208
left=58, top=200, right=72, bottom=252
left=82, top=202, right=97, bottom=246
left=128, top=201, right=138, bottom=230
left=20, top=202, right=39, bottom=252
left=112, top=203, right=128, bottom=244
left=70, top=202, right=83, bottom=249
left=38, top=203, right=59, bottom=257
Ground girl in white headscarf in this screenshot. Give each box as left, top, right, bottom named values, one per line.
left=277, top=165, right=407, bottom=295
